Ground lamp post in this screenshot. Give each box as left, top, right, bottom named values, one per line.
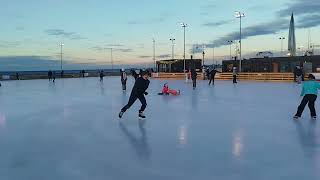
left=180, top=22, right=187, bottom=73
left=60, top=43, right=64, bottom=71
left=212, top=46, right=215, bottom=66
left=279, top=37, right=285, bottom=56
left=235, top=11, right=245, bottom=72
left=153, top=39, right=156, bottom=70
left=227, top=40, right=233, bottom=60
left=170, top=38, right=175, bottom=60
left=105, top=48, right=113, bottom=71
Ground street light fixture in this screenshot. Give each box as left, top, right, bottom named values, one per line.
left=59, top=43, right=64, bottom=71
left=105, top=48, right=113, bottom=71
left=153, top=39, right=156, bottom=70
left=235, top=11, right=245, bottom=72
left=180, top=22, right=187, bottom=73
left=227, top=40, right=233, bottom=60
left=170, top=38, right=176, bottom=60
left=279, top=37, right=285, bottom=56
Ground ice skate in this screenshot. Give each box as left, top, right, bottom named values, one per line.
left=312, top=116, right=317, bottom=120
left=293, top=115, right=300, bottom=120
left=118, top=110, right=124, bottom=118
left=139, top=112, right=146, bottom=119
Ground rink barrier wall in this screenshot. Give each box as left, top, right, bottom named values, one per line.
left=152, top=73, right=309, bottom=82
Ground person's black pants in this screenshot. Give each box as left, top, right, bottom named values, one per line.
left=121, top=80, right=127, bottom=90
left=209, top=76, right=215, bottom=85
left=295, top=94, right=317, bottom=117
left=121, top=93, right=147, bottom=113
left=233, top=75, right=237, bottom=83
left=192, top=79, right=196, bottom=88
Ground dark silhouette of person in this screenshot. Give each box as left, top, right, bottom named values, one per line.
left=48, top=70, right=53, bottom=81
left=61, top=70, right=64, bottom=78
left=120, top=68, right=127, bottom=90
left=209, top=68, right=221, bottom=85
left=99, top=70, right=104, bottom=82
left=16, top=72, right=20, bottom=80
left=130, top=69, right=139, bottom=80
left=52, top=71, right=56, bottom=83
left=191, top=69, right=197, bottom=89
left=232, top=67, right=238, bottom=84
left=119, top=71, right=150, bottom=119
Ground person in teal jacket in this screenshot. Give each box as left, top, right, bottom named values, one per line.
left=294, top=74, right=320, bottom=119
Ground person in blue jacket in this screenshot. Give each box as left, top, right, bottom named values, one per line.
left=294, top=74, right=320, bottom=119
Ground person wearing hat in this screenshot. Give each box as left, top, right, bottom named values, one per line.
left=120, top=68, right=127, bottom=90
left=294, top=74, right=320, bottom=120
left=119, top=70, right=150, bottom=119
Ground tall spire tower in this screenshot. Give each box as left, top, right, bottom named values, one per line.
left=288, top=13, right=296, bottom=56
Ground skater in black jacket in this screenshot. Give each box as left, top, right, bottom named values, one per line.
left=191, top=69, right=197, bottom=89
left=119, top=71, right=150, bottom=119
left=209, top=68, right=221, bottom=85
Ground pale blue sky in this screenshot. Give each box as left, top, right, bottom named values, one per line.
left=0, top=0, right=319, bottom=70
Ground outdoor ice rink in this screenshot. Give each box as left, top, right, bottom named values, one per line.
left=1, top=77, right=320, bottom=180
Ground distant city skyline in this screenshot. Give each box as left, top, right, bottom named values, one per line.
left=0, top=0, right=319, bottom=70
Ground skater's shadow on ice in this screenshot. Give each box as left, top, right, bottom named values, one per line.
left=119, top=121, right=151, bottom=161
left=294, top=120, right=320, bottom=156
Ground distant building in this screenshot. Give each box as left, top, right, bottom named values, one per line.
left=288, top=13, right=296, bottom=56
left=156, top=59, right=202, bottom=72
left=222, top=55, right=320, bottom=73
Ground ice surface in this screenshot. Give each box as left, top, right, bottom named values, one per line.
left=0, top=77, right=320, bottom=180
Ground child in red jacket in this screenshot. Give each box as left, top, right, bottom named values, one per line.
left=161, top=83, right=180, bottom=95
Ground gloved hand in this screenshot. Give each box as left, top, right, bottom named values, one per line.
left=144, top=92, right=148, bottom=95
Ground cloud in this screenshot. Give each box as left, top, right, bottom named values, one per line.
left=0, top=41, right=21, bottom=48
left=45, top=29, right=86, bottom=40
left=191, top=0, right=320, bottom=52
left=138, top=55, right=152, bottom=59
left=128, top=17, right=166, bottom=25
left=90, top=46, right=133, bottom=53
left=138, top=54, right=170, bottom=59
left=278, top=0, right=320, bottom=16
left=106, top=44, right=124, bottom=47
left=116, top=48, right=134, bottom=53
left=90, top=46, right=104, bottom=51
left=157, top=54, right=171, bottom=59
left=15, top=26, right=25, bottom=31
left=296, top=14, right=320, bottom=28
left=202, top=20, right=233, bottom=27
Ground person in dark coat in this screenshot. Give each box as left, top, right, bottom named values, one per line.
left=99, top=70, right=104, bottom=82
left=296, top=66, right=303, bottom=84
left=16, top=72, right=20, bottom=80
left=48, top=70, right=53, bottom=81
left=120, top=68, right=127, bottom=91
left=209, top=68, right=221, bottom=85
left=119, top=71, right=150, bottom=119
left=131, top=69, right=139, bottom=80
left=61, top=70, right=64, bottom=78
left=191, top=69, right=197, bottom=89
left=52, top=71, right=56, bottom=83
left=232, top=67, right=238, bottom=84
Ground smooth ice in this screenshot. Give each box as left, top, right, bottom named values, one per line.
left=0, top=77, right=320, bottom=180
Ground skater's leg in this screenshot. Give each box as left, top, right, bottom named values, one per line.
left=138, top=95, right=147, bottom=112
left=121, top=94, right=138, bottom=112
left=295, top=95, right=309, bottom=117
left=233, top=75, right=237, bottom=83
left=212, top=77, right=215, bottom=85
left=209, top=78, right=212, bottom=85
left=308, top=95, right=317, bottom=117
